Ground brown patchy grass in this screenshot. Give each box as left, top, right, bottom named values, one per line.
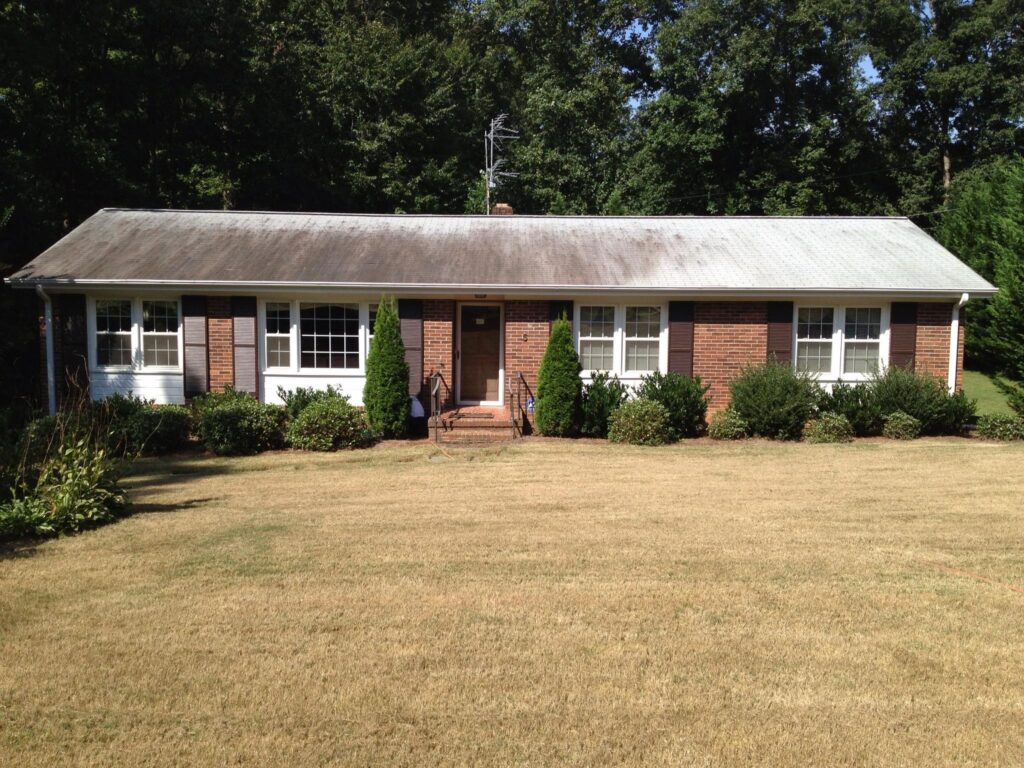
left=2, top=439, right=1023, bottom=767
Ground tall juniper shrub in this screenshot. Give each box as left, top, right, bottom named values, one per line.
left=363, top=296, right=410, bottom=438
left=534, top=316, right=582, bottom=436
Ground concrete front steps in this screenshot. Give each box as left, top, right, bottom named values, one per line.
left=429, top=407, right=517, bottom=444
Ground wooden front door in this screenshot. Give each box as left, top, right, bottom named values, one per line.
left=458, top=305, right=501, bottom=402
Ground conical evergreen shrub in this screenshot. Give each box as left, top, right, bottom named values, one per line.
left=363, top=296, right=410, bottom=438
left=534, top=316, right=582, bottom=436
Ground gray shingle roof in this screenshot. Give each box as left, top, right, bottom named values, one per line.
left=7, top=208, right=995, bottom=297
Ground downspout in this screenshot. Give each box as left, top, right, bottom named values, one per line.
left=36, top=284, right=57, bottom=414
left=948, top=293, right=969, bottom=393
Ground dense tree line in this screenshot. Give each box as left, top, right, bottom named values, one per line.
left=1, top=0, right=1022, bottom=393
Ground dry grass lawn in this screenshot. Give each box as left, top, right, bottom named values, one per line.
left=2, top=439, right=1023, bottom=766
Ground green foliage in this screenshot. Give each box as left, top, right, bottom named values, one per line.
left=191, top=387, right=255, bottom=429
left=817, top=382, right=884, bottom=437
left=805, top=413, right=855, bottom=444
left=975, top=414, right=1024, bottom=441
left=363, top=296, right=410, bottom=438
left=199, top=399, right=285, bottom=456
left=707, top=408, right=749, bottom=440
left=869, top=367, right=975, bottom=436
left=728, top=361, right=818, bottom=440
left=534, top=317, right=582, bottom=437
left=580, top=373, right=629, bottom=439
left=121, top=406, right=192, bottom=456
left=1009, top=384, right=1024, bottom=419
left=286, top=398, right=375, bottom=452
left=636, top=371, right=709, bottom=439
left=277, top=385, right=347, bottom=421
left=608, top=399, right=673, bottom=446
left=883, top=411, right=921, bottom=441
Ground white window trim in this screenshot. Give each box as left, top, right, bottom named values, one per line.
left=574, top=302, right=669, bottom=378
left=87, top=296, right=183, bottom=374
left=792, top=303, right=890, bottom=382
left=262, top=301, right=294, bottom=372
left=578, top=305, right=615, bottom=374
left=258, top=299, right=372, bottom=377
left=455, top=301, right=505, bottom=407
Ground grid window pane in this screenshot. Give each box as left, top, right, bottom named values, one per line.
left=580, top=306, right=614, bottom=338
left=580, top=339, right=613, bottom=372
left=143, top=334, right=179, bottom=367
left=368, top=304, right=378, bottom=342
left=141, top=300, right=179, bottom=368
left=626, top=306, right=660, bottom=338
left=267, top=336, right=290, bottom=368
left=98, top=333, right=132, bottom=367
left=797, top=308, right=834, bottom=340
left=96, top=300, right=133, bottom=367
left=625, top=340, right=660, bottom=372
left=96, top=300, right=131, bottom=333
left=143, top=301, right=178, bottom=333
left=844, top=307, right=881, bottom=340
left=299, top=303, right=359, bottom=369
left=266, top=303, right=290, bottom=335
left=796, top=341, right=833, bottom=373
left=843, top=342, right=879, bottom=374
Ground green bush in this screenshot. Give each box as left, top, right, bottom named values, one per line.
left=0, top=497, right=49, bottom=541
left=869, top=367, right=975, bottom=435
left=33, top=439, right=128, bottom=533
left=804, top=413, right=855, bottom=444
left=580, top=372, right=628, bottom=438
left=882, top=411, right=921, bottom=440
left=608, top=399, right=673, bottom=446
left=534, top=316, right=582, bottom=436
left=199, top=399, right=285, bottom=455
left=1009, top=383, right=1024, bottom=419
left=817, top=381, right=883, bottom=436
left=191, top=387, right=254, bottom=429
left=286, top=397, right=376, bottom=451
left=707, top=408, right=748, bottom=440
left=636, top=371, right=709, bottom=439
left=363, top=296, right=410, bottom=438
left=277, top=385, right=346, bottom=420
left=976, top=414, right=1024, bottom=441
left=122, top=405, right=192, bottom=455
left=728, top=360, right=818, bottom=440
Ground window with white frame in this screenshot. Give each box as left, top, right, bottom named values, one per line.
left=368, top=303, right=378, bottom=350
left=796, top=307, right=834, bottom=373
left=843, top=308, right=882, bottom=374
left=95, top=299, right=133, bottom=367
left=142, top=300, right=180, bottom=367
left=578, top=305, right=614, bottom=372
left=796, top=305, right=885, bottom=378
left=625, top=305, right=661, bottom=372
left=299, top=303, right=359, bottom=369
left=265, top=302, right=291, bottom=368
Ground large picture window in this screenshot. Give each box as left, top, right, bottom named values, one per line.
left=142, top=300, right=180, bottom=368
left=625, top=306, right=661, bottom=372
left=795, top=305, right=887, bottom=379
left=578, top=305, right=614, bottom=372
left=299, top=303, right=359, bottom=369
left=95, top=300, right=133, bottom=367
left=265, top=302, right=291, bottom=368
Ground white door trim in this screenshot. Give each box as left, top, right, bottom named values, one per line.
left=455, top=301, right=504, bottom=406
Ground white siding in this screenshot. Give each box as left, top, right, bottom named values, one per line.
left=90, top=371, right=185, bottom=404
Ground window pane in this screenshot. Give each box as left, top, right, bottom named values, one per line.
left=299, top=303, right=359, bottom=369
left=267, top=336, right=290, bottom=368
left=626, top=306, right=660, bottom=338
left=143, top=301, right=178, bottom=333
left=97, top=334, right=132, bottom=367
left=369, top=304, right=378, bottom=340
left=580, top=306, right=614, bottom=338
left=143, top=334, right=178, bottom=367
left=844, top=307, right=881, bottom=340
left=266, top=303, right=290, bottom=334
left=96, top=300, right=132, bottom=333
left=797, top=308, right=834, bottom=340
left=580, top=339, right=613, bottom=372
left=843, top=342, right=879, bottom=374
left=796, top=341, right=832, bottom=373
left=625, top=340, right=659, bottom=371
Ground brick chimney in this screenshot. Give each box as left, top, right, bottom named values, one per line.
left=490, top=203, right=514, bottom=215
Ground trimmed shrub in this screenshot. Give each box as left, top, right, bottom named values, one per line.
left=976, top=414, right=1024, bottom=441
left=883, top=411, right=921, bottom=440
left=637, top=371, right=709, bottom=439
left=728, top=360, right=818, bottom=440
left=363, top=296, right=410, bottom=438
left=191, top=387, right=254, bottom=429
left=804, top=413, right=854, bottom=444
left=869, top=367, right=975, bottom=435
left=941, top=390, right=977, bottom=435
left=707, top=408, right=748, bottom=440
left=199, top=399, right=285, bottom=455
left=608, top=399, right=673, bottom=446
left=534, top=316, right=582, bottom=436
left=121, top=405, right=192, bottom=455
left=580, top=372, right=628, bottom=438
left=817, top=381, right=883, bottom=436
left=286, top=397, right=376, bottom=451
left=277, top=385, right=346, bottom=420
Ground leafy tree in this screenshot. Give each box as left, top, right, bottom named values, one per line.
left=363, top=296, right=410, bottom=438
left=534, top=316, right=582, bottom=436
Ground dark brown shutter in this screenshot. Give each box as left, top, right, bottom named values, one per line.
left=766, top=301, right=794, bottom=363
left=231, top=297, right=258, bottom=395
left=667, top=301, right=695, bottom=376
left=549, top=300, right=573, bottom=329
left=398, top=299, right=424, bottom=399
left=890, top=302, right=917, bottom=369
left=182, top=296, right=208, bottom=397
left=57, top=294, right=88, bottom=403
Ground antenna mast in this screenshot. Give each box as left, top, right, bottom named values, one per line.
left=484, top=114, right=518, bottom=214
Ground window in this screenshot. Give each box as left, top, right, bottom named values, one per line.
left=843, top=307, right=881, bottom=374
left=299, top=303, right=359, bottom=369
left=95, top=300, right=132, bottom=367
left=265, top=302, right=291, bottom=368
left=142, top=300, right=180, bottom=367
left=625, top=306, right=661, bottom=372
left=578, top=305, right=614, bottom=372
left=796, top=308, right=834, bottom=373
left=368, top=303, right=378, bottom=350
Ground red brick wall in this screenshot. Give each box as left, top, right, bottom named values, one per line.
left=504, top=300, right=549, bottom=401
left=423, top=299, right=455, bottom=409
left=915, top=302, right=953, bottom=382
left=693, top=301, right=768, bottom=413
left=207, top=297, right=234, bottom=392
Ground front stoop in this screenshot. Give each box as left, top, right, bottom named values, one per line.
left=430, top=406, right=516, bottom=444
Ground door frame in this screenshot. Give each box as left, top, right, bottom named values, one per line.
left=455, top=301, right=504, bottom=406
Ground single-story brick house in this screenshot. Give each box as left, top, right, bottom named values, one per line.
left=7, top=208, right=995, bottom=422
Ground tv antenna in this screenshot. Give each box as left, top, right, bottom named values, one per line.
left=484, top=114, right=518, bottom=213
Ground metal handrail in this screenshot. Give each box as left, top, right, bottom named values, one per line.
left=430, top=371, right=450, bottom=443
left=509, top=371, right=532, bottom=439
